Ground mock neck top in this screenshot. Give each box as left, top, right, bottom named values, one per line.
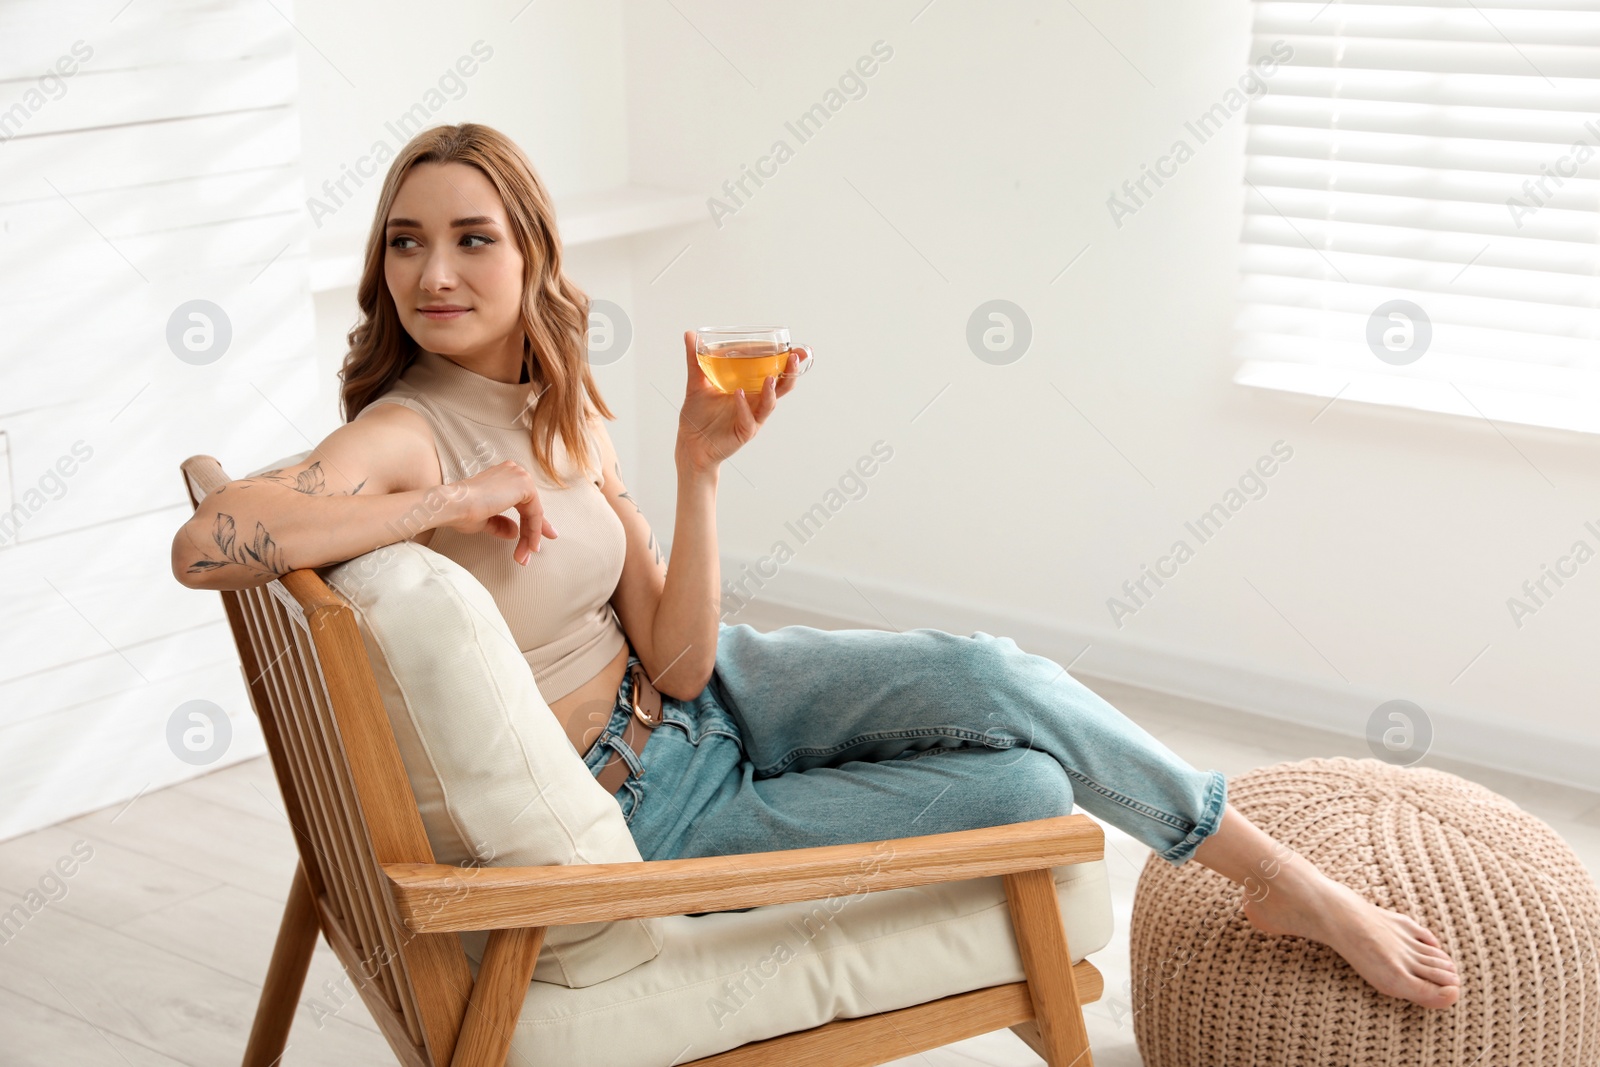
left=351, top=349, right=628, bottom=704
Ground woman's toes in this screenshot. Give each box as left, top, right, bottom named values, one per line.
left=1413, top=943, right=1456, bottom=968
left=1393, top=910, right=1431, bottom=935
left=1401, top=914, right=1443, bottom=947
left=1245, top=867, right=1461, bottom=1010
left=1418, top=948, right=1458, bottom=980
left=1414, top=961, right=1459, bottom=987
left=1399, top=970, right=1460, bottom=1008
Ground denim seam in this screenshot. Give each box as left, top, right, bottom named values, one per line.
left=583, top=663, right=646, bottom=775
left=618, top=779, right=643, bottom=825
left=660, top=717, right=740, bottom=747
left=1157, top=769, right=1228, bottom=864
left=761, top=727, right=998, bottom=776
left=1060, top=767, right=1191, bottom=831
left=591, top=734, right=645, bottom=780
left=582, top=716, right=633, bottom=774
left=891, top=745, right=964, bottom=763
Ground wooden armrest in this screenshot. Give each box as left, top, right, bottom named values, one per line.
left=383, top=813, right=1103, bottom=933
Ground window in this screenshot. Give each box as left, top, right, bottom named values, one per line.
left=1232, top=1, right=1600, bottom=434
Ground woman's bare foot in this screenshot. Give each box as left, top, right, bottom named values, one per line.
left=1240, top=851, right=1461, bottom=1009
left=1192, top=805, right=1461, bottom=1009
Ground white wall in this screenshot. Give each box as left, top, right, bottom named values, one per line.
left=12, top=0, right=1589, bottom=845
left=0, top=0, right=316, bottom=840
left=292, top=0, right=649, bottom=548
left=295, top=0, right=634, bottom=420
left=0, top=0, right=645, bottom=841
left=617, top=1, right=1600, bottom=788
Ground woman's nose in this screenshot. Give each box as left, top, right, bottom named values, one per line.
left=419, top=250, right=457, bottom=291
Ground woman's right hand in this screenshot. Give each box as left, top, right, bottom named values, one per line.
left=438, top=460, right=558, bottom=565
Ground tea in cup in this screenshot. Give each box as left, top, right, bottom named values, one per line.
left=694, top=326, right=813, bottom=395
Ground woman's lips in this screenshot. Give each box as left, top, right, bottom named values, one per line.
left=418, top=307, right=470, bottom=320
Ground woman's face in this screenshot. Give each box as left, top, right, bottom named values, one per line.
left=384, top=161, right=526, bottom=362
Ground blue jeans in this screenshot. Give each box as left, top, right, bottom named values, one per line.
left=582, top=622, right=1227, bottom=869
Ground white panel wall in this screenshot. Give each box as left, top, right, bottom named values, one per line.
left=0, top=0, right=315, bottom=839
left=0, top=0, right=648, bottom=840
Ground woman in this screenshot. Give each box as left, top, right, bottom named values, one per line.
left=173, top=123, right=1459, bottom=1011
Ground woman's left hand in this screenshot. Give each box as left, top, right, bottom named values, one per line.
left=675, top=329, right=812, bottom=473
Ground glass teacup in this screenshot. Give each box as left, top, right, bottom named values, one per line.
left=693, top=326, right=814, bottom=395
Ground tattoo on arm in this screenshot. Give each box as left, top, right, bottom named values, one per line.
left=184, top=461, right=364, bottom=578
left=246, top=461, right=368, bottom=496
left=186, top=513, right=288, bottom=578
left=617, top=486, right=665, bottom=567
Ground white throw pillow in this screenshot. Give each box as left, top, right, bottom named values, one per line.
left=318, top=539, right=665, bottom=987
left=246, top=450, right=663, bottom=987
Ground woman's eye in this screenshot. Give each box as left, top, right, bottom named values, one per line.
left=386, top=232, right=492, bottom=249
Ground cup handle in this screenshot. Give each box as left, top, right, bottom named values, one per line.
left=782, top=346, right=814, bottom=377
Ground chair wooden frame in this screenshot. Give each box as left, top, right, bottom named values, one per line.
left=180, top=454, right=1104, bottom=1067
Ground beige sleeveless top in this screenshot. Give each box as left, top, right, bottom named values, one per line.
left=351, top=349, right=628, bottom=703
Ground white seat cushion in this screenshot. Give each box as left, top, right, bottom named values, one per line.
left=505, top=857, right=1114, bottom=1067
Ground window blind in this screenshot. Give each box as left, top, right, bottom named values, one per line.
left=1233, top=0, right=1600, bottom=434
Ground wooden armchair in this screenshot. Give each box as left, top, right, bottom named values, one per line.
left=180, top=454, right=1106, bottom=1067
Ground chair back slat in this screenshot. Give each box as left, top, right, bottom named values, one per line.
left=241, top=584, right=373, bottom=942
left=284, top=611, right=425, bottom=1040
left=198, top=532, right=332, bottom=918
left=180, top=455, right=476, bottom=1067
left=249, top=583, right=409, bottom=1024
left=235, top=585, right=353, bottom=928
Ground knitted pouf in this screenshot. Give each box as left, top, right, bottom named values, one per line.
left=1129, top=756, right=1600, bottom=1066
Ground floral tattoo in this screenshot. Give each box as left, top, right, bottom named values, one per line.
left=186, top=461, right=365, bottom=578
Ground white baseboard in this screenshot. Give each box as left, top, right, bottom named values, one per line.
left=715, top=552, right=1600, bottom=794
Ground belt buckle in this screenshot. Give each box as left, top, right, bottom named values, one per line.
left=629, top=662, right=662, bottom=727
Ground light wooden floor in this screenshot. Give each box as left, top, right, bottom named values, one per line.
left=4, top=615, right=1598, bottom=1066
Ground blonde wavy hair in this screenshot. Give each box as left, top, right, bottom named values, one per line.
left=338, top=122, right=613, bottom=488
